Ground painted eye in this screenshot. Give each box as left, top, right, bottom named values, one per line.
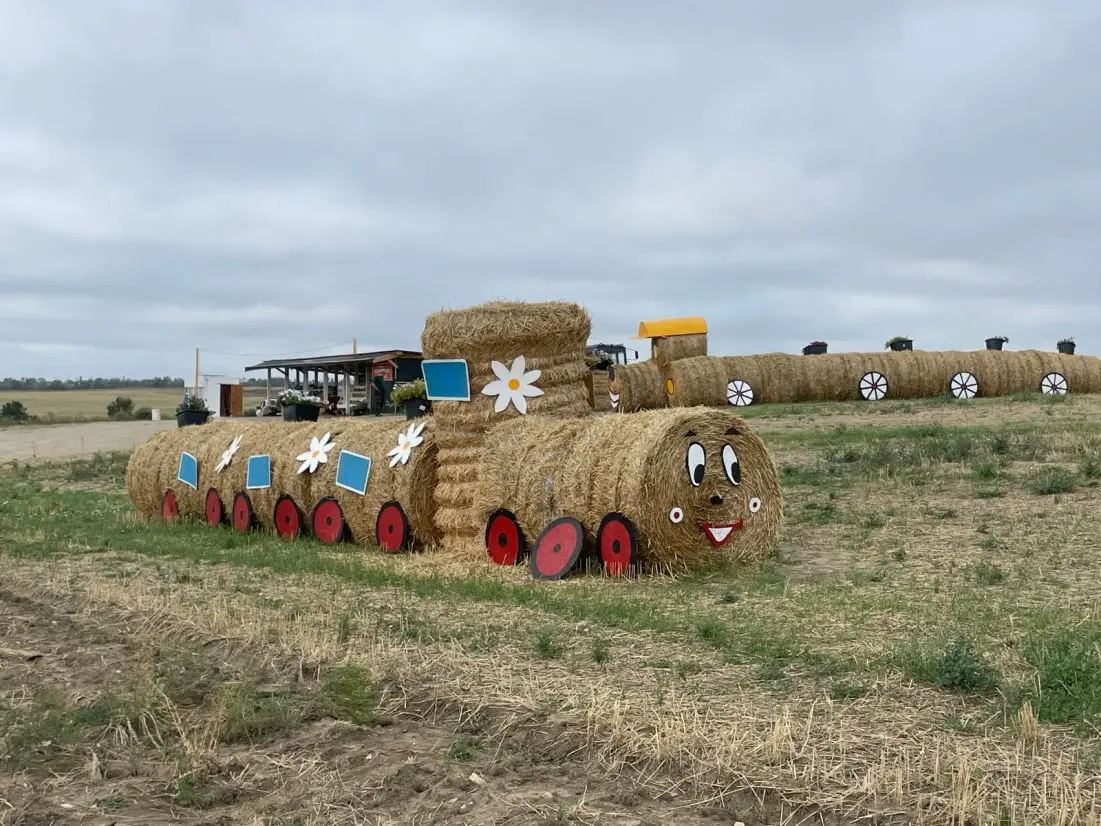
left=749, top=497, right=762, bottom=513
left=722, top=444, right=740, bottom=486
left=669, top=506, right=684, bottom=523
left=685, top=442, right=705, bottom=487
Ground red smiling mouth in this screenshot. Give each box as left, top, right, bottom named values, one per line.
left=700, top=521, right=744, bottom=546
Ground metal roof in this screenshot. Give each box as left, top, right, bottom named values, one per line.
left=244, top=349, right=422, bottom=372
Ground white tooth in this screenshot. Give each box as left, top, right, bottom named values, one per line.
left=707, top=526, right=733, bottom=543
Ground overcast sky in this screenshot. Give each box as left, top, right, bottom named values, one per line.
left=2, top=0, right=1099, bottom=380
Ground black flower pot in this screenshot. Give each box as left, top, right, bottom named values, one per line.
left=282, top=403, right=321, bottom=422
left=176, top=410, right=210, bottom=428
left=1057, top=341, right=1076, bottom=355
left=985, top=338, right=1005, bottom=351
left=888, top=339, right=913, bottom=352
left=802, top=343, right=828, bottom=355
left=403, top=398, right=431, bottom=419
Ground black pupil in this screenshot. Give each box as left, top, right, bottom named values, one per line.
left=611, top=539, right=620, bottom=554
left=552, top=543, right=561, bottom=553
left=730, top=461, right=741, bottom=484
left=497, top=531, right=508, bottom=547
left=692, top=464, right=705, bottom=485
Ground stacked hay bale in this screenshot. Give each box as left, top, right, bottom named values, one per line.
left=474, top=408, right=782, bottom=572
left=651, top=332, right=707, bottom=368
left=421, top=299, right=592, bottom=558
left=589, top=368, right=612, bottom=411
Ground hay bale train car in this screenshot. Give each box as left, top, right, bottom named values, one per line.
left=126, top=301, right=784, bottom=580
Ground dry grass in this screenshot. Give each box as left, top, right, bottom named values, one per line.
left=6, top=390, right=1101, bottom=823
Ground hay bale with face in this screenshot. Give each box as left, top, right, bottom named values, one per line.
left=421, top=299, right=592, bottom=557
left=475, top=408, right=782, bottom=574
left=608, top=361, right=666, bottom=411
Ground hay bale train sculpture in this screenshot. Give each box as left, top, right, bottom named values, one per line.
left=608, top=321, right=1101, bottom=411
left=125, top=301, right=784, bottom=579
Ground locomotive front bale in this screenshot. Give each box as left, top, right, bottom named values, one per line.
left=475, top=408, right=783, bottom=572
left=608, top=360, right=665, bottom=411
left=421, top=299, right=592, bottom=557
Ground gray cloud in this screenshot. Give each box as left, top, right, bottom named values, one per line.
left=2, top=0, right=1100, bottom=379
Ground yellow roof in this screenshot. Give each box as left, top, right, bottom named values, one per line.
left=631, top=317, right=708, bottom=339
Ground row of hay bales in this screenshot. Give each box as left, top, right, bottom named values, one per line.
left=608, top=349, right=1101, bottom=410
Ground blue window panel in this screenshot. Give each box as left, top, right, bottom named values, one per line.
left=421, top=359, right=471, bottom=402
left=246, top=454, right=272, bottom=490
left=335, top=450, right=371, bottom=496
left=177, top=451, right=198, bottom=489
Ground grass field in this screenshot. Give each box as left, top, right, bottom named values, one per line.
left=2, top=392, right=1101, bottom=824
left=0, top=387, right=270, bottom=420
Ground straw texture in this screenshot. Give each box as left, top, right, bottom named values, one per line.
left=589, top=369, right=612, bottom=411
left=126, top=418, right=439, bottom=547
left=608, top=361, right=666, bottom=412
left=421, top=299, right=592, bottom=557
left=474, top=408, right=782, bottom=572
left=651, top=333, right=707, bottom=368
left=663, top=350, right=1101, bottom=407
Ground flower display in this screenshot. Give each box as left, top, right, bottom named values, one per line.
left=388, top=421, right=427, bottom=467
left=481, top=355, right=544, bottom=414
left=296, top=432, right=335, bottom=474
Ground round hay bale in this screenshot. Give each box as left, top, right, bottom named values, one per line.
left=154, top=424, right=228, bottom=518
left=421, top=299, right=592, bottom=555
left=475, top=407, right=782, bottom=572
left=125, top=427, right=176, bottom=517
left=608, top=360, right=665, bottom=411
left=651, top=333, right=707, bottom=368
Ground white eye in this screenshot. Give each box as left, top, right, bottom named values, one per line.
left=685, top=442, right=705, bottom=487
left=669, top=506, right=684, bottom=523
left=749, top=497, right=762, bottom=513
left=722, top=444, right=740, bottom=486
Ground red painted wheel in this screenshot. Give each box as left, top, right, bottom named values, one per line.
left=311, top=497, right=346, bottom=544
left=597, top=512, right=637, bottom=577
left=375, top=501, right=410, bottom=553
left=529, top=517, right=585, bottom=580
left=204, top=488, right=224, bottom=526
left=231, top=492, right=253, bottom=532
left=484, top=508, right=525, bottom=566
left=162, top=490, right=179, bottom=523
left=274, top=495, right=303, bottom=540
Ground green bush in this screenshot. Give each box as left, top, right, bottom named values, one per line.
left=106, top=396, right=134, bottom=419
left=133, top=407, right=153, bottom=420
left=0, top=400, right=30, bottom=421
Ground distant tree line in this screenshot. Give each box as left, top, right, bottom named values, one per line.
left=0, top=376, right=270, bottom=391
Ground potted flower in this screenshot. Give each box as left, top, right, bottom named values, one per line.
left=885, top=335, right=913, bottom=352
left=802, top=340, right=828, bottom=355
left=175, top=394, right=211, bottom=427
left=985, top=335, right=1008, bottom=351
left=389, top=378, right=431, bottom=419
left=277, top=388, right=323, bottom=422
left=1057, top=337, right=1076, bottom=355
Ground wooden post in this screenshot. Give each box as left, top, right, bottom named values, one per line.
left=265, top=368, right=271, bottom=401
left=352, top=338, right=357, bottom=354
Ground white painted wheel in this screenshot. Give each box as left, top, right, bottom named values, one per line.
left=726, top=379, right=754, bottom=406
left=949, top=371, right=978, bottom=400
left=1040, top=372, right=1068, bottom=395
left=859, top=371, right=888, bottom=401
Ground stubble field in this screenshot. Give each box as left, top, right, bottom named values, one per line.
left=0, top=388, right=270, bottom=420
left=1, top=392, right=1100, bottom=825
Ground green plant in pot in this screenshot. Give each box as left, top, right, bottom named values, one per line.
left=885, top=335, right=913, bottom=352
left=985, top=335, right=1008, bottom=351
left=175, top=394, right=211, bottom=427
left=390, top=378, right=431, bottom=419
left=277, top=388, right=323, bottom=422
left=1057, top=337, right=1076, bottom=355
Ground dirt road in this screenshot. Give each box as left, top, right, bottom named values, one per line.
left=0, top=421, right=181, bottom=462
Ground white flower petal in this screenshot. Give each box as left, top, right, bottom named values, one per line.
left=513, top=393, right=528, bottom=415
left=389, top=453, right=401, bottom=468
left=511, top=354, right=526, bottom=377
left=411, top=422, right=427, bottom=439
left=387, top=445, right=402, bottom=457
left=521, top=368, right=542, bottom=384
left=408, top=434, right=424, bottom=448
left=520, top=383, right=544, bottom=397
left=481, top=379, right=504, bottom=397
left=493, top=391, right=511, bottom=413
left=296, top=458, right=311, bottom=474
left=490, top=360, right=511, bottom=382
left=296, top=450, right=312, bottom=462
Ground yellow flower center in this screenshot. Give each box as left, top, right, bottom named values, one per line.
left=311, top=449, right=319, bottom=458
left=508, top=378, right=520, bottom=391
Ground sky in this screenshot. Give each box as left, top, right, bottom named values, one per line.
left=2, top=0, right=1099, bottom=380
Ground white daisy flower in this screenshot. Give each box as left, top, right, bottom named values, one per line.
left=296, top=431, right=335, bottom=474
left=481, top=355, right=544, bottom=414
left=215, top=434, right=243, bottom=473
left=387, top=421, right=427, bottom=467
